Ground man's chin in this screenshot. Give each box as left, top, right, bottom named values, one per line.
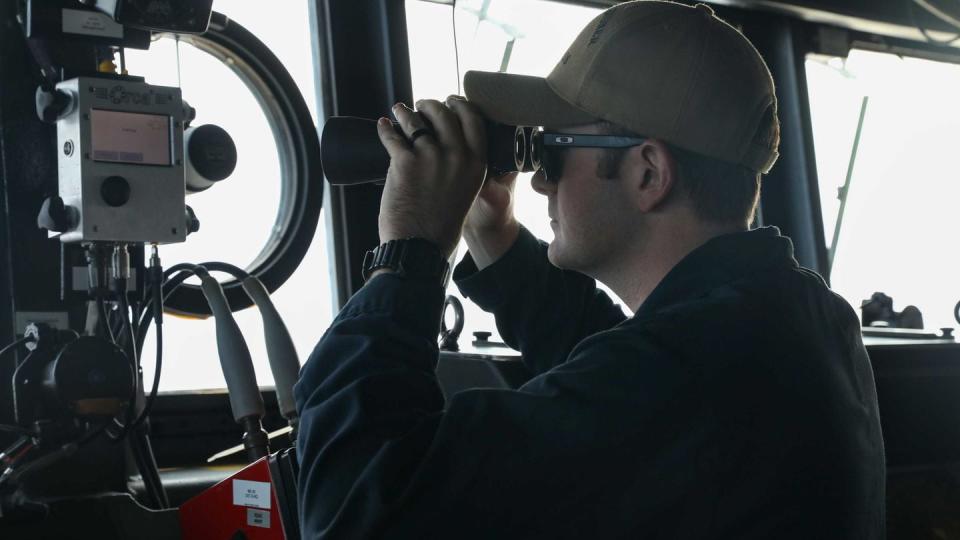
left=546, top=243, right=569, bottom=270
left=548, top=242, right=598, bottom=276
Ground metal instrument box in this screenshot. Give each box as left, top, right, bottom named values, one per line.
left=56, top=76, right=187, bottom=244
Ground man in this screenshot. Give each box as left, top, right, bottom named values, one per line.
left=294, top=1, right=886, bottom=538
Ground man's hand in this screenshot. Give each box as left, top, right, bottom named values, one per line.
left=463, top=172, right=521, bottom=270
left=465, top=171, right=519, bottom=234
left=376, top=96, right=488, bottom=258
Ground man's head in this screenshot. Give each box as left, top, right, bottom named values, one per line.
left=464, top=0, right=780, bottom=278
left=525, top=118, right=764, bottom=275
left=594, top=120, right=764, bottom=227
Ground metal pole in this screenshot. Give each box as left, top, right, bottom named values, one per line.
left=499, top=38, right=515, bottom=72
left=828, top=95, right=869, bottom=275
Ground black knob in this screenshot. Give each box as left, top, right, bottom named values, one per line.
left=100, top=176, right=130, bottom=207
left=35, top=86, right=72, bottom=124
left=185, top=205, right=200, bottom=235
left=473, top=331, right=492, bottom=342
left=188, top=124, right=237, bottom=182
left=37, top=196, right=79, bottom=233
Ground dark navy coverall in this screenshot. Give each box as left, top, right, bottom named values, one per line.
left=295, top=226, right=886, bottom=539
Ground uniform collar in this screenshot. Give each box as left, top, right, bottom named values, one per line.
left=634, top=226, right=799, bottom=319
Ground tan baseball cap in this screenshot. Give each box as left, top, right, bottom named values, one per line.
left=464, top=0, right=780, bottom=173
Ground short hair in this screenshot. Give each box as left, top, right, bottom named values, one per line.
left=595, top=121, right=762, bottom=226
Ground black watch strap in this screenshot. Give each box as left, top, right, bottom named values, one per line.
left=362, top=238, right=450, bottom=284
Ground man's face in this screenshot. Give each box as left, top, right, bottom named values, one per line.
left=531, top=123, right=635, bottom=276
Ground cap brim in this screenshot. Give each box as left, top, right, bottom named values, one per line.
left=464, top=70, right=596, bottom=128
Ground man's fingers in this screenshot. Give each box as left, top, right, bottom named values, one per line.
left=491, top=171, right=519, bottom=186
left=482, top=171, right=518, bottom=191
left=391, top=103, right=434, bottom=147
left=501, top=172, right=518, bottom=192
left=415, top=99, right=464, bottom=148
left=376, top=117, right=410, bottom=158
left=445, top=95, right=487, bottom=158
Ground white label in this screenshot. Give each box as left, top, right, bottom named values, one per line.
left=233, top=480, right=272, bottom=510
left=247, top=508, right=271, bottom=529
left=62, top=9, right=124, bottom=39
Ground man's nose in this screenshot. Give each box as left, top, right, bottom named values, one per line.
left=530, top=170, right=554, bottom=196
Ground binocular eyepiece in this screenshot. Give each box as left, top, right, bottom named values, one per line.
left=320, top=116, right=539, bottom=185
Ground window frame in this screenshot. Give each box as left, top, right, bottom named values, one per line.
left=148, top=0, right=960, bottom=466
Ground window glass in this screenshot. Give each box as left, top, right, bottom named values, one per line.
left=131, top=0, right=332, bottom=391
left=406, top=0, right=628, bottom=346
left=806, top=50, right=960, bottom=331
left=129, top=36, right=283, bottom=273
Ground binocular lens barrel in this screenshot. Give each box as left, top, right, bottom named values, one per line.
left=320, top=116, right=534, bottom=185
left=529, top=129, right=544, bottom=173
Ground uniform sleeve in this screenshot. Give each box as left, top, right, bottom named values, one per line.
left=454, top=225, right=627, bottom=374
left=294, top=272, right=673, bottom=539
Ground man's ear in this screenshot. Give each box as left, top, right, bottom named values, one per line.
left=621, top=139, right=678, bottom=213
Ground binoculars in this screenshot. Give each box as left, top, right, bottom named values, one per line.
left=320, top=116, right=543, bottom=185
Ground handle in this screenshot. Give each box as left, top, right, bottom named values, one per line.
left=241, top=276, right=300, bottom=422
left=199, top=275, right=264, bottom=422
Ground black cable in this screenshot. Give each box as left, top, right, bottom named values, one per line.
left=117, top=294, right=137, bottom=355
left=122, top=249, right=170, bottom=509
left=131, top=262, right=248, bottom=425
left=199, top=261, right=250, bottom=279
left=128, top=429, right=165, bottom=509
left=130, top=261, right=251, bottom=433
left=114, top=304, right=138, bottom=352
left=98, top=296, right=117, bottom=344
left=165, top=262, right=205, bottom=278
left=0, top=418, right=111, bottom=489
left=908, top=0, right=960, bottom=44
left=0, top=436, right=31, bottom=464
left=135, top=261, right=253, bottom=358
left=127, top=434, right=158, bottom=507
left=119, top=283, right=138, bottom=367
left=130, top=424, right=168, bottom=509
left=0, top=424, right=32, bottom=436
left=137, top=429, right=167, bottom=508
left=135, top=278, right=176, bottom=354
left=128, top=261, right=254, bottom=434
left=136, top=265, right=202, bottom=355
left=131, top=263, right=227, bottom=426
left=131, top=299, right=142, bottom=350
left=0, top=340, right=32, bottom=437
left=110, top=316, right=123, bottom=345
left=129, top=323, right=161, bottom=432
left=918, top=22, right=960, bottom=44
left=130, top=256, right=165, bottom=432
left=77, top=418, right=113, bottom=449
left=110, top=278, right=139, bottom=442
left=0, top=438, right=33, bottom=488
left=0, top=337, right=31, bottom=361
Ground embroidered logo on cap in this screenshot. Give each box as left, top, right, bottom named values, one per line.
left=588, top=11, right=614, bottom=45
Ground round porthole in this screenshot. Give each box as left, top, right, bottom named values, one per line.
left=127, top=12, right=323, bottom=315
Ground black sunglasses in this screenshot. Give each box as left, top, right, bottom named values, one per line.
left=530, top=129, right=649, bottom=182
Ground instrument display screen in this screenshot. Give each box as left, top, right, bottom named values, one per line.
left=91, top=109, right=172, bottom=166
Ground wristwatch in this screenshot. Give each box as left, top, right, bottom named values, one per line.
left=361, top=238, right=450, bottom=284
